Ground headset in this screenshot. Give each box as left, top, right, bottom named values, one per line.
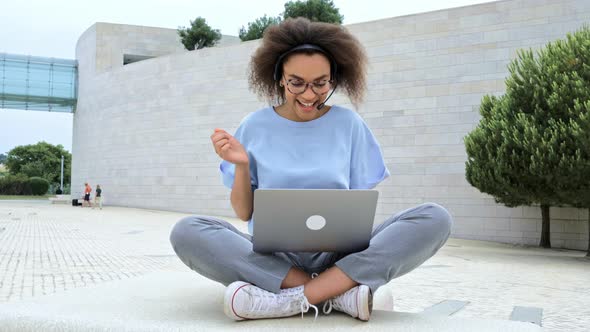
left=273, top=44, right=338, bottom=82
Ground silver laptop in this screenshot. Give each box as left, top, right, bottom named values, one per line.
left=252, top=189, right=379, bottom=253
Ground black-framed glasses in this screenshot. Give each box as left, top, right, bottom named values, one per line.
left=283, top=77, right=333, bottom=95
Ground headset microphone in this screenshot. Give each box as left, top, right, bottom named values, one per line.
left=316, top=84, right=337, bottom=110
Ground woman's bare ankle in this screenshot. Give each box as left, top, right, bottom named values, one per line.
left=280, top=267, right=312, bottom=289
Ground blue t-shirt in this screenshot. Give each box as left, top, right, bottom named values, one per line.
left=220, top=105, right=390, bottom=234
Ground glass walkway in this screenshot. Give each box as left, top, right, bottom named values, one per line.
left=0, top=53, right=77, bottom=113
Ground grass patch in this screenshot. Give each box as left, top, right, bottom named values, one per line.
left=0, top=195, right=52, bottom=200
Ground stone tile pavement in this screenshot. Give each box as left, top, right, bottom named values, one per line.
left=0, top=200, right=588, bottom=331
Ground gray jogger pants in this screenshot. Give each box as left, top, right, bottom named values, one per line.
left=169, top=202, right=452, bottom=294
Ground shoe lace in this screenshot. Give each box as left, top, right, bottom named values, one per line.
left=249, top=286, right=319, bottom=320
left=322, top=299, right=333, bottom=315
left=299, top=295, right=319, bottom=320
left=322, top=288, right=357, bottom=316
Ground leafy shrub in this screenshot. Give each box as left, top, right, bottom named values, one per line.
left=29, top=177, right=49, bottom=195
left=0, top=174, right=32, bottom=195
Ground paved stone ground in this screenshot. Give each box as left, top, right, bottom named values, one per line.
left=0, top=200, right=588, bottom=331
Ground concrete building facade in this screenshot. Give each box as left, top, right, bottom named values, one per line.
left=72, top=0, right=590, bottom=250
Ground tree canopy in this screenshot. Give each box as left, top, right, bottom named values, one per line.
left=5, top=142, right=71, bottom=186
left=178, top=17, right=222, bottom=51
left=283, top=0, right=343, bottom=24
left=465, top=26, right=590, bottom=251
left=238, top=0, right=343, bottom=41
left=239, top=15, right=282, bottom=42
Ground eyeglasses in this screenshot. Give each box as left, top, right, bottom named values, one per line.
left=283, top=77, right=333, bottom=95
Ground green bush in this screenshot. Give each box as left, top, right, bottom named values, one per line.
left=0, top=174, right=32, bottom=195
left=29, top=177, right=49, bottom=195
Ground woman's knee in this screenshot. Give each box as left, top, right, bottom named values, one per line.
left=169, top=216, right=206, bottom=250
left=421, top=202, right=453, bottom=234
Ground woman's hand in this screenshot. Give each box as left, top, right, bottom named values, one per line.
left=210, top=129, right=249, bottom=165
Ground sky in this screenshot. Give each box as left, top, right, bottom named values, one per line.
left=0, top=0, right=495, bottom=155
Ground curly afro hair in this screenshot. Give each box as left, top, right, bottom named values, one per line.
left=248, top=17, right=368, bottom=108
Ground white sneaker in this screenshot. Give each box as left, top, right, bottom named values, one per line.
left=322, top=285, right=372, bottom=321
left=224, top=281, right=318, bottom=321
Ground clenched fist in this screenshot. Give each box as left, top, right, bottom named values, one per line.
left=210, top=129, right=249, bottom=165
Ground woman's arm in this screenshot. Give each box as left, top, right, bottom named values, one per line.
left=231, top=162, right=254, bottom=221
left=211, top=128, right=253, bottom=221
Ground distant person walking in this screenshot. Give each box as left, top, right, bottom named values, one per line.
left=83, top=182, right=92, bottom=207
left=93, top=185, right=103, bottom=210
